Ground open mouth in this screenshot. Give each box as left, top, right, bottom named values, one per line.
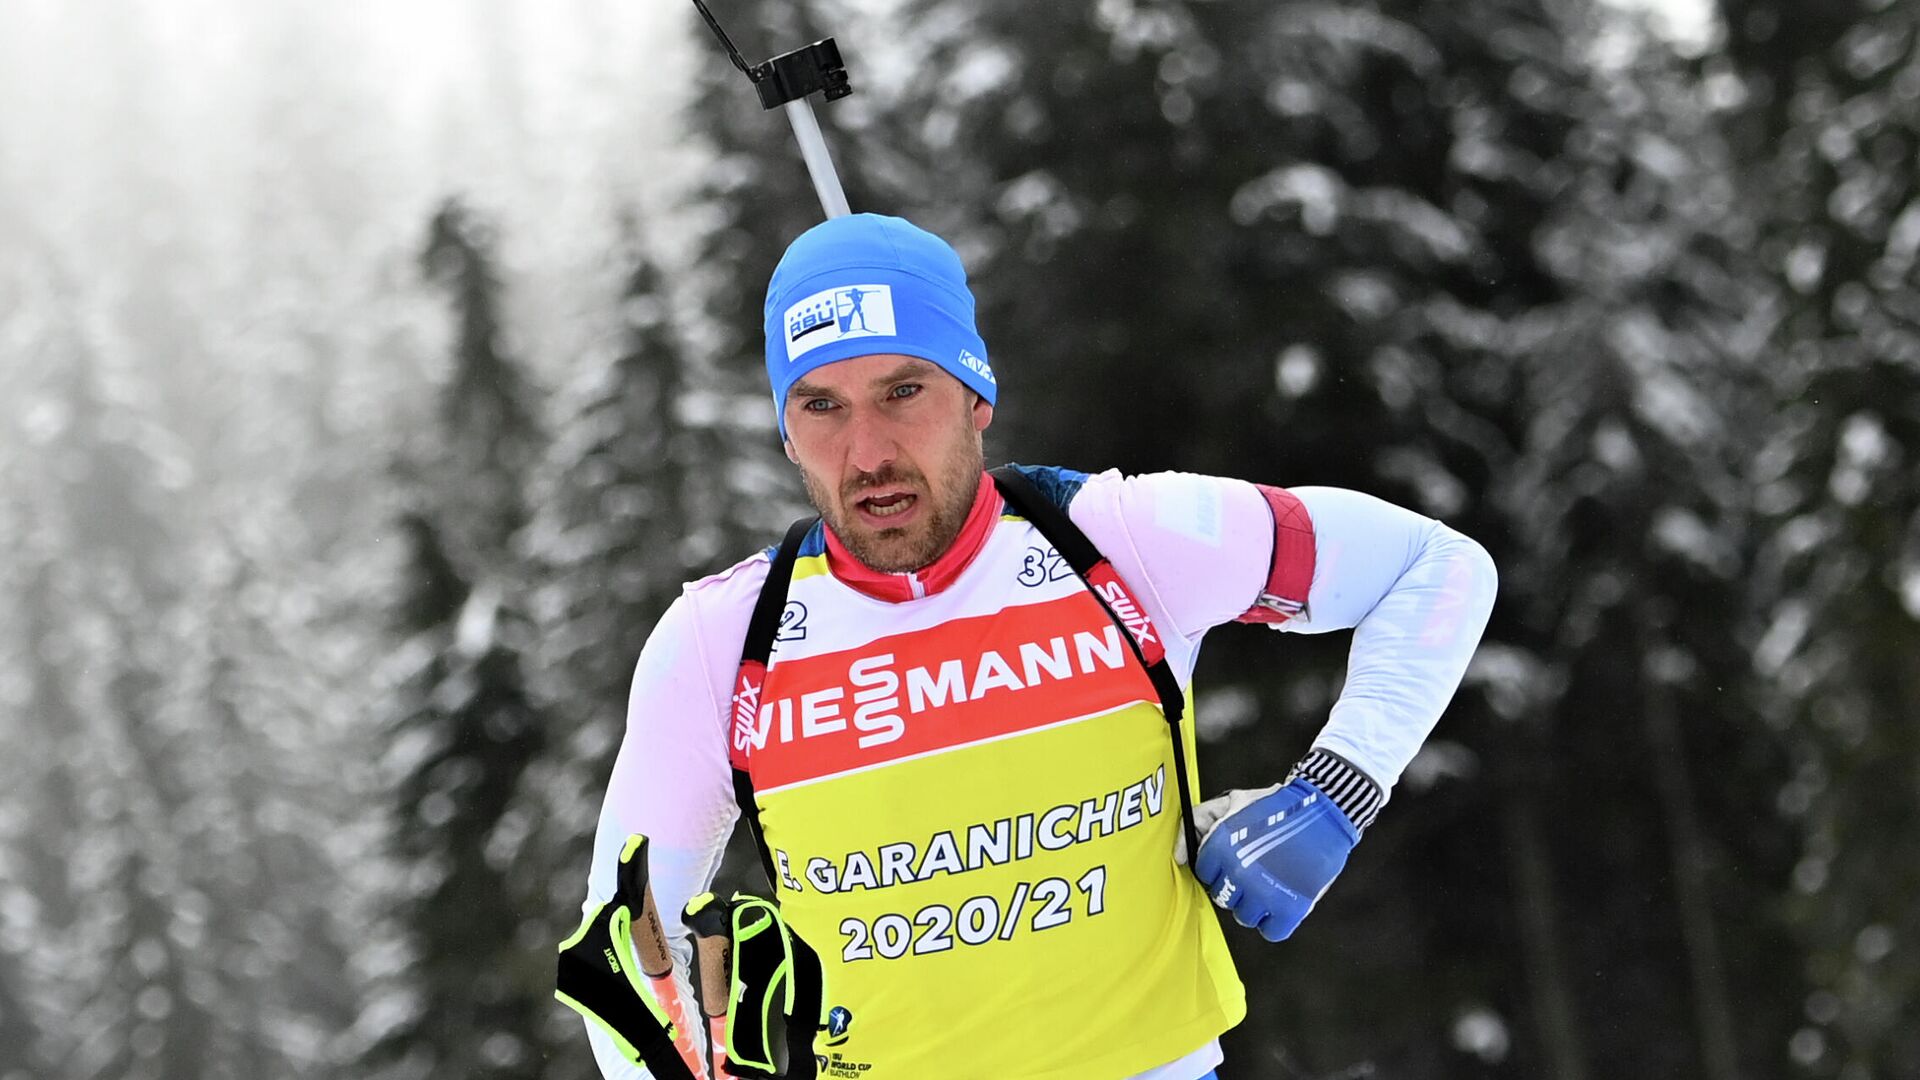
left=855, top=491, right=918, bottom=521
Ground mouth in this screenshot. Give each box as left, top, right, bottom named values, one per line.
left=852, top=490, right=920, bottom=527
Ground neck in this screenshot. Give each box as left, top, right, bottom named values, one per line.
left=824, top=472, right=1000, bottom=602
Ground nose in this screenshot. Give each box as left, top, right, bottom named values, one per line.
left=844, top=406, right=898, bottom=476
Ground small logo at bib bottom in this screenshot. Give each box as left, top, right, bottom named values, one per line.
left=819, top=1053, right=872, bottom=1078
left=818, top=1007, right=868, bottom=1076
left=825, top=1005, right=854, bottom=1046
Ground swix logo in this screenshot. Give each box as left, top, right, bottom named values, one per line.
left=731, top=662, right=767, bottom=757
left=1089, top=569, right=1163, bottom=667
left=1094, top=580, right=1155, bottom=647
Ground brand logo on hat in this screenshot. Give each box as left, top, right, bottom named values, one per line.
left=784, top=284, right=896, bottom=362
left=956, top=348, right=995, bottom=385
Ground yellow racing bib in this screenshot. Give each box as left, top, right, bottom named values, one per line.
left=733, top=513, right=1243, bottom=1078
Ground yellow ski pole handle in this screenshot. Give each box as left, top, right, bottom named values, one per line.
left=634, top=884, right=710, bottom=1080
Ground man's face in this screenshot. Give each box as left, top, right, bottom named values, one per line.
left=783, top=354, right=994, bottom=573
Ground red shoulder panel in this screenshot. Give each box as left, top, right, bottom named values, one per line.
left=1236, top=484, right=1314, bottom=625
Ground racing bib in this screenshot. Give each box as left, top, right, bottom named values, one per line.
left=734, top=514, right=1244, bottom=1079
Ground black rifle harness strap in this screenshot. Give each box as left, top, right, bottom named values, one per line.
left=728, top=466, right=1204, bottom=892
left=730, top=515, right=817, bottom=891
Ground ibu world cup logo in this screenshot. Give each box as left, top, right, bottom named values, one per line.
left=784, top=284, right=897, bottom=361
left=824, top=1005, right=854, bottom=1046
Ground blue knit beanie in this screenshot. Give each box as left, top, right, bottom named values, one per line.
left=763, top=214, right=996, bottom=437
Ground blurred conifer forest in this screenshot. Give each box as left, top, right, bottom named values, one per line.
left=3, top=0, right=1919, bottom=1077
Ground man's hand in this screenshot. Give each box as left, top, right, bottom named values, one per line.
left=556, top=834, right=703, bottom=1080
left=683, top=892, right=826, bottom=1080
left=1191, top=749, right=1383, bottom=942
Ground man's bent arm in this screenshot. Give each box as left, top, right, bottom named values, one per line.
left=584, top=590, right=742, bottom=1078
left=1074, top=471, right=1497, bottom=795
left=1280, top=486, right=1497, bottom=794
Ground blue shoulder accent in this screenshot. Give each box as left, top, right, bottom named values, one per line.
left=999, top=463, right=1091, bottom=511
left=758, top=519, right=828, bottom=562
left=798, top=520, right=828, bottom=557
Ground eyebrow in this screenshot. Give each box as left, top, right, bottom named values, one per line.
left=790, top=359, right=939, bottom=399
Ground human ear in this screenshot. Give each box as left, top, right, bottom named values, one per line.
left=972, top=396, right=994, bottom=434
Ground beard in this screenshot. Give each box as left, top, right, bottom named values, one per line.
left=800, top=435, right=984, bottom=574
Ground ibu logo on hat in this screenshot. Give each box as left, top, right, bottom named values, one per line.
left=784, top=283, right=897, bottom=362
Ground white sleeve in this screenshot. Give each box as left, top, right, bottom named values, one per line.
left=583, top=589, right=740, bottom=1078
left=1282, top=487, right=1498, bottom=795
left=1067, top=469, right=1276, bottom=640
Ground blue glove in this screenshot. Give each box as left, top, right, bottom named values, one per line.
left=1192, top=749, right=1383, bottom=942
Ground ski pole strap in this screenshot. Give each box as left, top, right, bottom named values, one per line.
left=555, top=835, right=701, bottom=1080
left=731, top=515, right=820, bottom=890
left=685, top=892, right=827, bottom=1080
left=987, top=465, right=1205, bottom=881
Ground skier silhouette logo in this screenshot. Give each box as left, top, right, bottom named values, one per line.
left=837, top=286, right=875, bottom=334
left=781, top=283, right=895, bottom=360
left=825, top=1005, right=854, bottom=1045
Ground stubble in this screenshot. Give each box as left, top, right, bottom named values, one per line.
left=801, top=435, right=983, bottom=574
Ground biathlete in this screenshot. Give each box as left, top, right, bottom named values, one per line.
left=566, top=213, right=1497, bottom=1079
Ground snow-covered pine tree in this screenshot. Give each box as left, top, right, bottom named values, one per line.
left=0, top=492, right=68, bottom=1080
left=357, top=199, right=551, bottom=1080
left=529, top=237, right=701, bottom=750
left=0, top=460, right=48, bottom=1072
left=517, top=231, right=722, bottom=1078
left=1470, top=27, right=1784, bottom=1077
left=1717, top=0, right=1920, bottom=1070
left=0, top=946, right=41, bottom=1080
left=173, top=550, right=364, bottom=1078
left=5, top=332, right=222, bottom=1080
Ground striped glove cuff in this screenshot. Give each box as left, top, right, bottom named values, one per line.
left=1286, top=749, right=1385, bottom=833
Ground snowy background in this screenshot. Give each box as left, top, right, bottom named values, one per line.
left=2, top=0, right=1918, bottom=1077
